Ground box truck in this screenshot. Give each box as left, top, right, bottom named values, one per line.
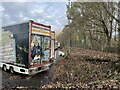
left=0, top=20, right=55, bottom=75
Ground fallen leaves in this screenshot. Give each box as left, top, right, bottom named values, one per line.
left=41, top=80, right=120, bottom=89
left=42, top=48, right=120, bottom=89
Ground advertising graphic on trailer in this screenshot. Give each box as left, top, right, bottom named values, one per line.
left=30, top=23, right=51, bottom=64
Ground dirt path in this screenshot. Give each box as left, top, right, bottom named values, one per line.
left=1, top=63, right=55, bottom=89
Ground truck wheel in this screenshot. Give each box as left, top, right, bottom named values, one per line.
left=10, top=67, right=14, bottom=74
left=3, top=65, right=7, bottom=71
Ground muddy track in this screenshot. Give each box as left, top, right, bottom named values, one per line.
left=1, top=64, right=55, bottom=89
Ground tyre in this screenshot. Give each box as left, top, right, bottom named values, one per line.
left=3, top=65, right=7, bottom=71
left=10, top=67, right=14, bottom=74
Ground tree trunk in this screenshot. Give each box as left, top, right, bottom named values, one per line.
left=107, top=36, right=111, bottom=48
left=118, top=2, right=120, bottom=54
left=82, top=30, right=87, bottom=49
left=118, top=27, right=120, bottom=54
left=89, top=30, right=94, bottom=50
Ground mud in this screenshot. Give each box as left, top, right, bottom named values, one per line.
left=1, top=63, right=55, bottom=89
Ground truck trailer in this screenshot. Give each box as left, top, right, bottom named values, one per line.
left=0, top=20, right=55, bottom=75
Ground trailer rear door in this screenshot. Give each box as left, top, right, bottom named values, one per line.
left=29, top=21, right=51, bottom=66
left=51, top=31, right=55, bottom=59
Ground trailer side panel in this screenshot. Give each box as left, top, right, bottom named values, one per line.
left=2, top=22, right=29, bottom=68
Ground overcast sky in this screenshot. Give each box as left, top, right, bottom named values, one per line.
left=1, top=2, right=67, bottom=33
